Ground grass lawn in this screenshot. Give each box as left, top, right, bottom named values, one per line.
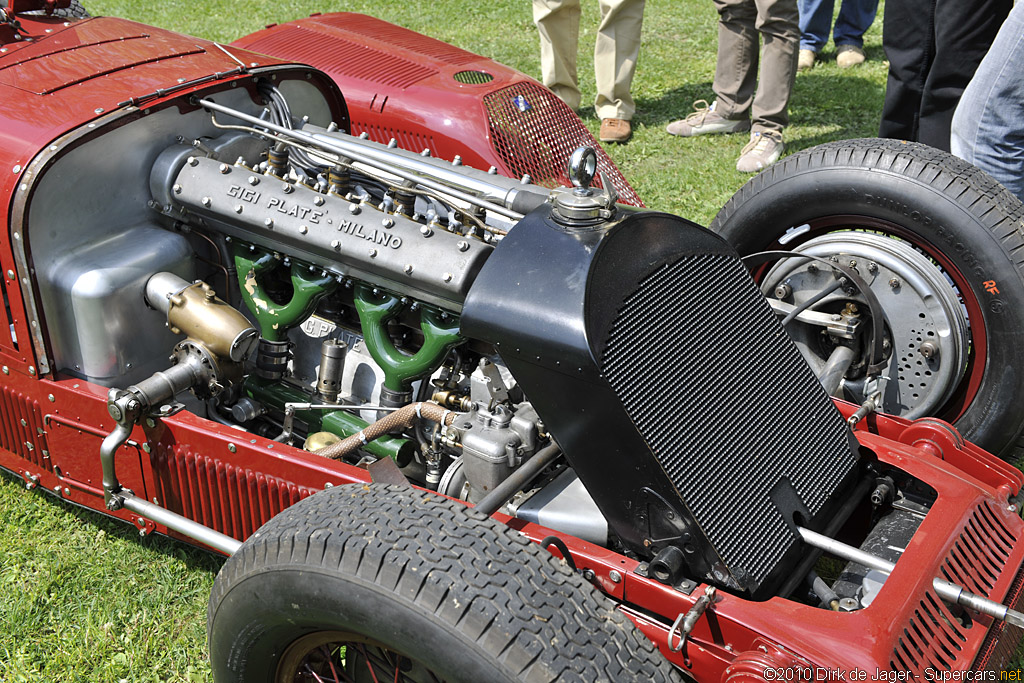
left=1, top=0, right=891, bottom=680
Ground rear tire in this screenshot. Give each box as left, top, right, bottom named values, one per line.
left=712, top=138, right=1024, bottom=461
left=208, top=484, right=682, bottom=682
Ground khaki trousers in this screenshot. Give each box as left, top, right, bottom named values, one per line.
left=712, top=0, right=799, bottom=133
left=533, top=0, right=646, bottom=120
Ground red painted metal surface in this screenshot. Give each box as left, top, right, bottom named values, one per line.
left=232, top=12, right=644, bottom=207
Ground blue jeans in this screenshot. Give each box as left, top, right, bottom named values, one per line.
left=950, top=1, right=1024, bottom=203
left=798, top=0, right=878, bottom=52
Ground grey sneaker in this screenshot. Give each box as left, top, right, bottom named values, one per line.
left=736, top=131, right=784, bottom=172
left=666, top=100, right=750, bottom=137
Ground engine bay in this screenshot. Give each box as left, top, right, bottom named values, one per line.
left=10, top=68, right=1010, bottom=622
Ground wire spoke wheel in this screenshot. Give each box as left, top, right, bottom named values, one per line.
left=277, top=632, right=443, bottom=683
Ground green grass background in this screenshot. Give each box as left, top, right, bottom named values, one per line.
left=0, top=0, right=888, bottom=679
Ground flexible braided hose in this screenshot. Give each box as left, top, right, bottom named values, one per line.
left=314, top=402, right=458, bottom=460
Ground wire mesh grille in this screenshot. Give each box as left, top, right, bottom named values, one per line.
left=482, top=81, right=643, bottom=207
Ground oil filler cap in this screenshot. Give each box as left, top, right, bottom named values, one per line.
left=551, top=147, right=617, bottom=227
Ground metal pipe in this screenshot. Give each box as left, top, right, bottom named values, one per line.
left=120, top=493, right=242, bottom=555
left=778, top=475, right=873, bottom=599
left=198, top=99, right=528, bottom=220
left=100, top=422, right=134, bottom=506
left=797, top=526, right=1024, bottom=626
left=473, top=443, right=562, bottom=516
left=101, top=422, right=241, bottom=555
left=818, top=344, right=857, bottom=396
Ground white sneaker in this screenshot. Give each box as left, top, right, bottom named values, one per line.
left=736, top=131, right=785, bottom=173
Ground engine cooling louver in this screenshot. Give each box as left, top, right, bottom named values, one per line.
left=462, top=207, right=859, bottom=598
left=894, top=500, right=1021, bottom=674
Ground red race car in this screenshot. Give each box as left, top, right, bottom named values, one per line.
left=3, top=1, right=1024, bottom=681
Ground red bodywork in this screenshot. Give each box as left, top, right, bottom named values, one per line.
left=1, top=10, right=1022, bottom=680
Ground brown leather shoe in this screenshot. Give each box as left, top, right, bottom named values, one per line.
left=600, top=118, right=632, bottom=143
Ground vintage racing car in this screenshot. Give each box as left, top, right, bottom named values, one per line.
left=3, top=1, right=1024, bottom=680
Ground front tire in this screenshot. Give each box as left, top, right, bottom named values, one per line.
left=712, top=138, right=1024, bottom=460
left=208, top=484, right=681, bottom=682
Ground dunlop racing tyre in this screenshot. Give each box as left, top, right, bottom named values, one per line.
left=208, top=483, right=683, bottom=683
left=712, top=138, right=1024, bottom=461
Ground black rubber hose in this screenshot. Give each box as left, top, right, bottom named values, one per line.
left=509, top=189, right=550, bottom=215
left=540, top=536, right=577, bottom=571
left=473, top=443, right=562, bottom=516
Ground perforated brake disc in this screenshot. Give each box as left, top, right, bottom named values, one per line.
left=761, top=232, right=969, bottom=420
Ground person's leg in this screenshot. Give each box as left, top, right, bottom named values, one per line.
left=832, top=0, right=877, bottom=49
left=878, top=0, right=934, bottom=140
left=798, top=0, right=833, bottom=52
left=712, top=0, right=760, bottom=120
left=918, top=0, right=1011, bottom=150
left=594, top=0, right=646, bottom=121
left=951, top=2, right=1024, bottom=201
left=533, top=0, right=583, bottom=110
left=750, top=0, right=799, bottom=133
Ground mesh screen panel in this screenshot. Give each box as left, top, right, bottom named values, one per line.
left=600, top=253, right=855, bottom=585
left=482, top=81, right=643, bottom=208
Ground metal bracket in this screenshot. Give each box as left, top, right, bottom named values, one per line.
left=667, top=585, right=717, bottom=653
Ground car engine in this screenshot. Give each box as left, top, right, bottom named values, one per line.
left=15, top=68, right=993, bottom=609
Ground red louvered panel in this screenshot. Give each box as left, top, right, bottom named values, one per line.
left=350, top=122, right=435, bottom=156
left=889, top=500, right=1021, bottom=675
left=0, top=384, right=50, bottom=471
left=241, top=26, right=436, bottom=90
left=151, top=443, right=316, bottom=541
left=309, top=13, right=480, bottom=66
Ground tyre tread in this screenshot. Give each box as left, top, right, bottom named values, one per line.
left=209, top=484, right=681, bottom=682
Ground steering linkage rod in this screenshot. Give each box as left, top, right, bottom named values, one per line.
left=798, top=526, right=1024, bottom=626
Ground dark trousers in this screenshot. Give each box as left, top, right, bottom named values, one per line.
left=879, top=0, right=1011, bottom=151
